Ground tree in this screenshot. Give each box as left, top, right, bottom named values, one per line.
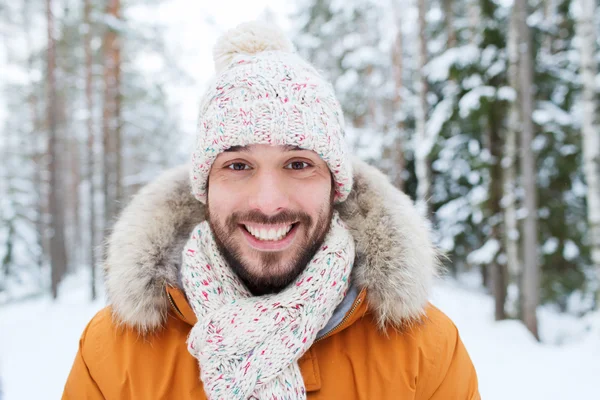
left=575, top=0, right=600, bottom=307
left=515, top=0, right=539, bottom=339
left=388, top=0, right=406, bottom=190
left=414, top=0, right=431, bottom=215
left=503, top=3, right=522, bottom=313
left=1, top=0, right=181, bottom=301
left=47, top=0, right=68, bottom=299
left=84, top=0, right=97, bottom=300
left=102, top=0, right=123, bottom=233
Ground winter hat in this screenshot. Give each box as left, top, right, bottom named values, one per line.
left=190, top=21, right=353, bottom=203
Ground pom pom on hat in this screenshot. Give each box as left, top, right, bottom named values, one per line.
left=213, top=21, right=295, bottom=73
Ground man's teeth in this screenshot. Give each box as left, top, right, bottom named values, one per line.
left=244, top=224, right=293, bottom=241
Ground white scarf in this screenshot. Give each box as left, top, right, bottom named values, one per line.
left=181, top=211, right=354, bottom=399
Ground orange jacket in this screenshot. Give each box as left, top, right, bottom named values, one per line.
left=64, top=287, right=479, bottom=399
left=63, top=160, right=480, bottom=399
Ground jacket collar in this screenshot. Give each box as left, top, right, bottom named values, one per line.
left=165, top=285, right=368, bottom=337
left=103, top=157, right=441, bottom=333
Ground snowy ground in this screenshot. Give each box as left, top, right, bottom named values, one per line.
left=1, top=275, right=598, bottom=400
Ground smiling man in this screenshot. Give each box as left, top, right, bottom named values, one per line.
left=63, top=22, right=480, bottom=400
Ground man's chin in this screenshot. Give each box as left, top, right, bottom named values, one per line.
left=208, top=205, right=334, bottom=295
left=232, top=257, right=304, bottom=295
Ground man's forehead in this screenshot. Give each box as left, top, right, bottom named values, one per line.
left=224, top=144, right=305, bottom=153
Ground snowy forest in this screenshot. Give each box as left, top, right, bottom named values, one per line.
left=0, top=0, right=599, bottom=398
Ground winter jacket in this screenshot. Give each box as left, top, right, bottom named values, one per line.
left=63, top=158, right=480, bottom=400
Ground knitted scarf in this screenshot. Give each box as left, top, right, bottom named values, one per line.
left=181, top=211, right=354, bottom=400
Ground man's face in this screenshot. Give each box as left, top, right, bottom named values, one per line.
left=207, top=144, right=334, bottom=295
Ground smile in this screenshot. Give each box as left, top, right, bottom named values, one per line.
left=243, top=223, right=294, bottom=241
left=240, top=222, right=300, bottom=251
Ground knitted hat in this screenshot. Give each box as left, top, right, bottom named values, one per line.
left=190, top=21, right=353, bottom=203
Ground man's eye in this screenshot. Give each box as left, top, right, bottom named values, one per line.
left=227, top=163, right=250, bottom=171
left=285, top=161, right=310, bottom=170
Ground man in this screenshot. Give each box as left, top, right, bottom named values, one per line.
left=63, top=22, right=480, bottom=399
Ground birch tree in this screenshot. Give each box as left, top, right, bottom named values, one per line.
left=503, top=3, right=522, bottom=309
left=84, top=0, right=97, bottom=300
left=575, top=0, right=600, bottom=306
left=515, top=0, right=539, bottom=339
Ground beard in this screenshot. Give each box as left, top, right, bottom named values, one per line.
left=207, top=204, right=333, bottom=296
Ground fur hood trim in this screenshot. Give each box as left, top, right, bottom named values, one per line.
left=103, top=158, right=441, bottom=333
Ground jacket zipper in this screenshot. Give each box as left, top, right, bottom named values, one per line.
left=314, top=295, right=363, bottom=343
left=167, top=291, right=187, bottom=321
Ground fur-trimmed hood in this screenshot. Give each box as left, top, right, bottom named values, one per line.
left=103, top=158, right=441, bottom=333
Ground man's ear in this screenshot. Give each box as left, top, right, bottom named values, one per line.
left=330, top=173, right=336, bottom=204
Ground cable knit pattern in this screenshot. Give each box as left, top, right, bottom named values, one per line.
left=181, top=212, right=354, bottom=400
left=190, top=22, right=353, bottom=203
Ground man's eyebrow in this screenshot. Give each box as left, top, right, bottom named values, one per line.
left=284, top=145, right=304, bottom=152
left=223, top=146, right=250, bottom=153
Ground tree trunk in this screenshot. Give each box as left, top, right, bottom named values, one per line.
left=2, top=224, right=14, bottom=277
left=102, top=0, right=122, bottom=236
left=504, top=3, right=522, bottom=311
left=442, top=0, right=457, bottom=49
left=515, top=0, right=539, bottom=339
left=24, top=0, right=46, bottom=271
left=542, top=0, right=555, bottom=53
left=84, top=0, right=97, bottom=301
left=47, top=0, right=68, bottom=299
left=575, top=0, right=600, bottom=307
left=414, top=0, right=431, bottom=215
left=391, top=1, right=406, bottom=190
left=468, top=0, right=480, bottom=45
left=489, top=115, right=507, bottom=321
left=69, top=135, right=81, bottom=271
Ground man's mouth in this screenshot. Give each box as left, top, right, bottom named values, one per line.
left=239, top=222, right=300, bottom=252
left=242, top=223, right=296, bottom=241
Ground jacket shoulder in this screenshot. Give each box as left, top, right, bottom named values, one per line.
left=81, top=306, right=122, bottom=345
left=76, top=306, right=199, bottom=396
left=411, top=303, right=479, bottom=399
left=415, top=303, right=459, bottom=341
left=80, top=306, right=189, bottom=353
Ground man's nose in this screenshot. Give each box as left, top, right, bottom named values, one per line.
left=247, top=170, right=290, bottom=215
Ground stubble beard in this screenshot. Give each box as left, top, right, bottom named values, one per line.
left=207, top=205, right=333, bottom=296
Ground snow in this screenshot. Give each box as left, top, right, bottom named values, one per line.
left=467, top=239, right=500, bottom=265
left=563, top=240, right=580, bottom=261
left=532, top=102, right=574, bottom=127
left=469, top=185, right=489, bottom=205
left=424, top=45, right=480, bottom=82
left=531, top=134, right=548, bottom=152
left=2, top=275, right=597, bottom=399
left=497, top=86, right=517, bottom=101
left=571, top=176, right=588, bottom=197
left=468, top=139, right=481, bottom=156
left=431, top=280, right=600, bottom=400
left=0, top=273, right=104, bottom=400
left=426, top=98, right=454, bottom=140
left=543, top=237, right=559, bottom=254
left=458, top=86, right=496, bottom=118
